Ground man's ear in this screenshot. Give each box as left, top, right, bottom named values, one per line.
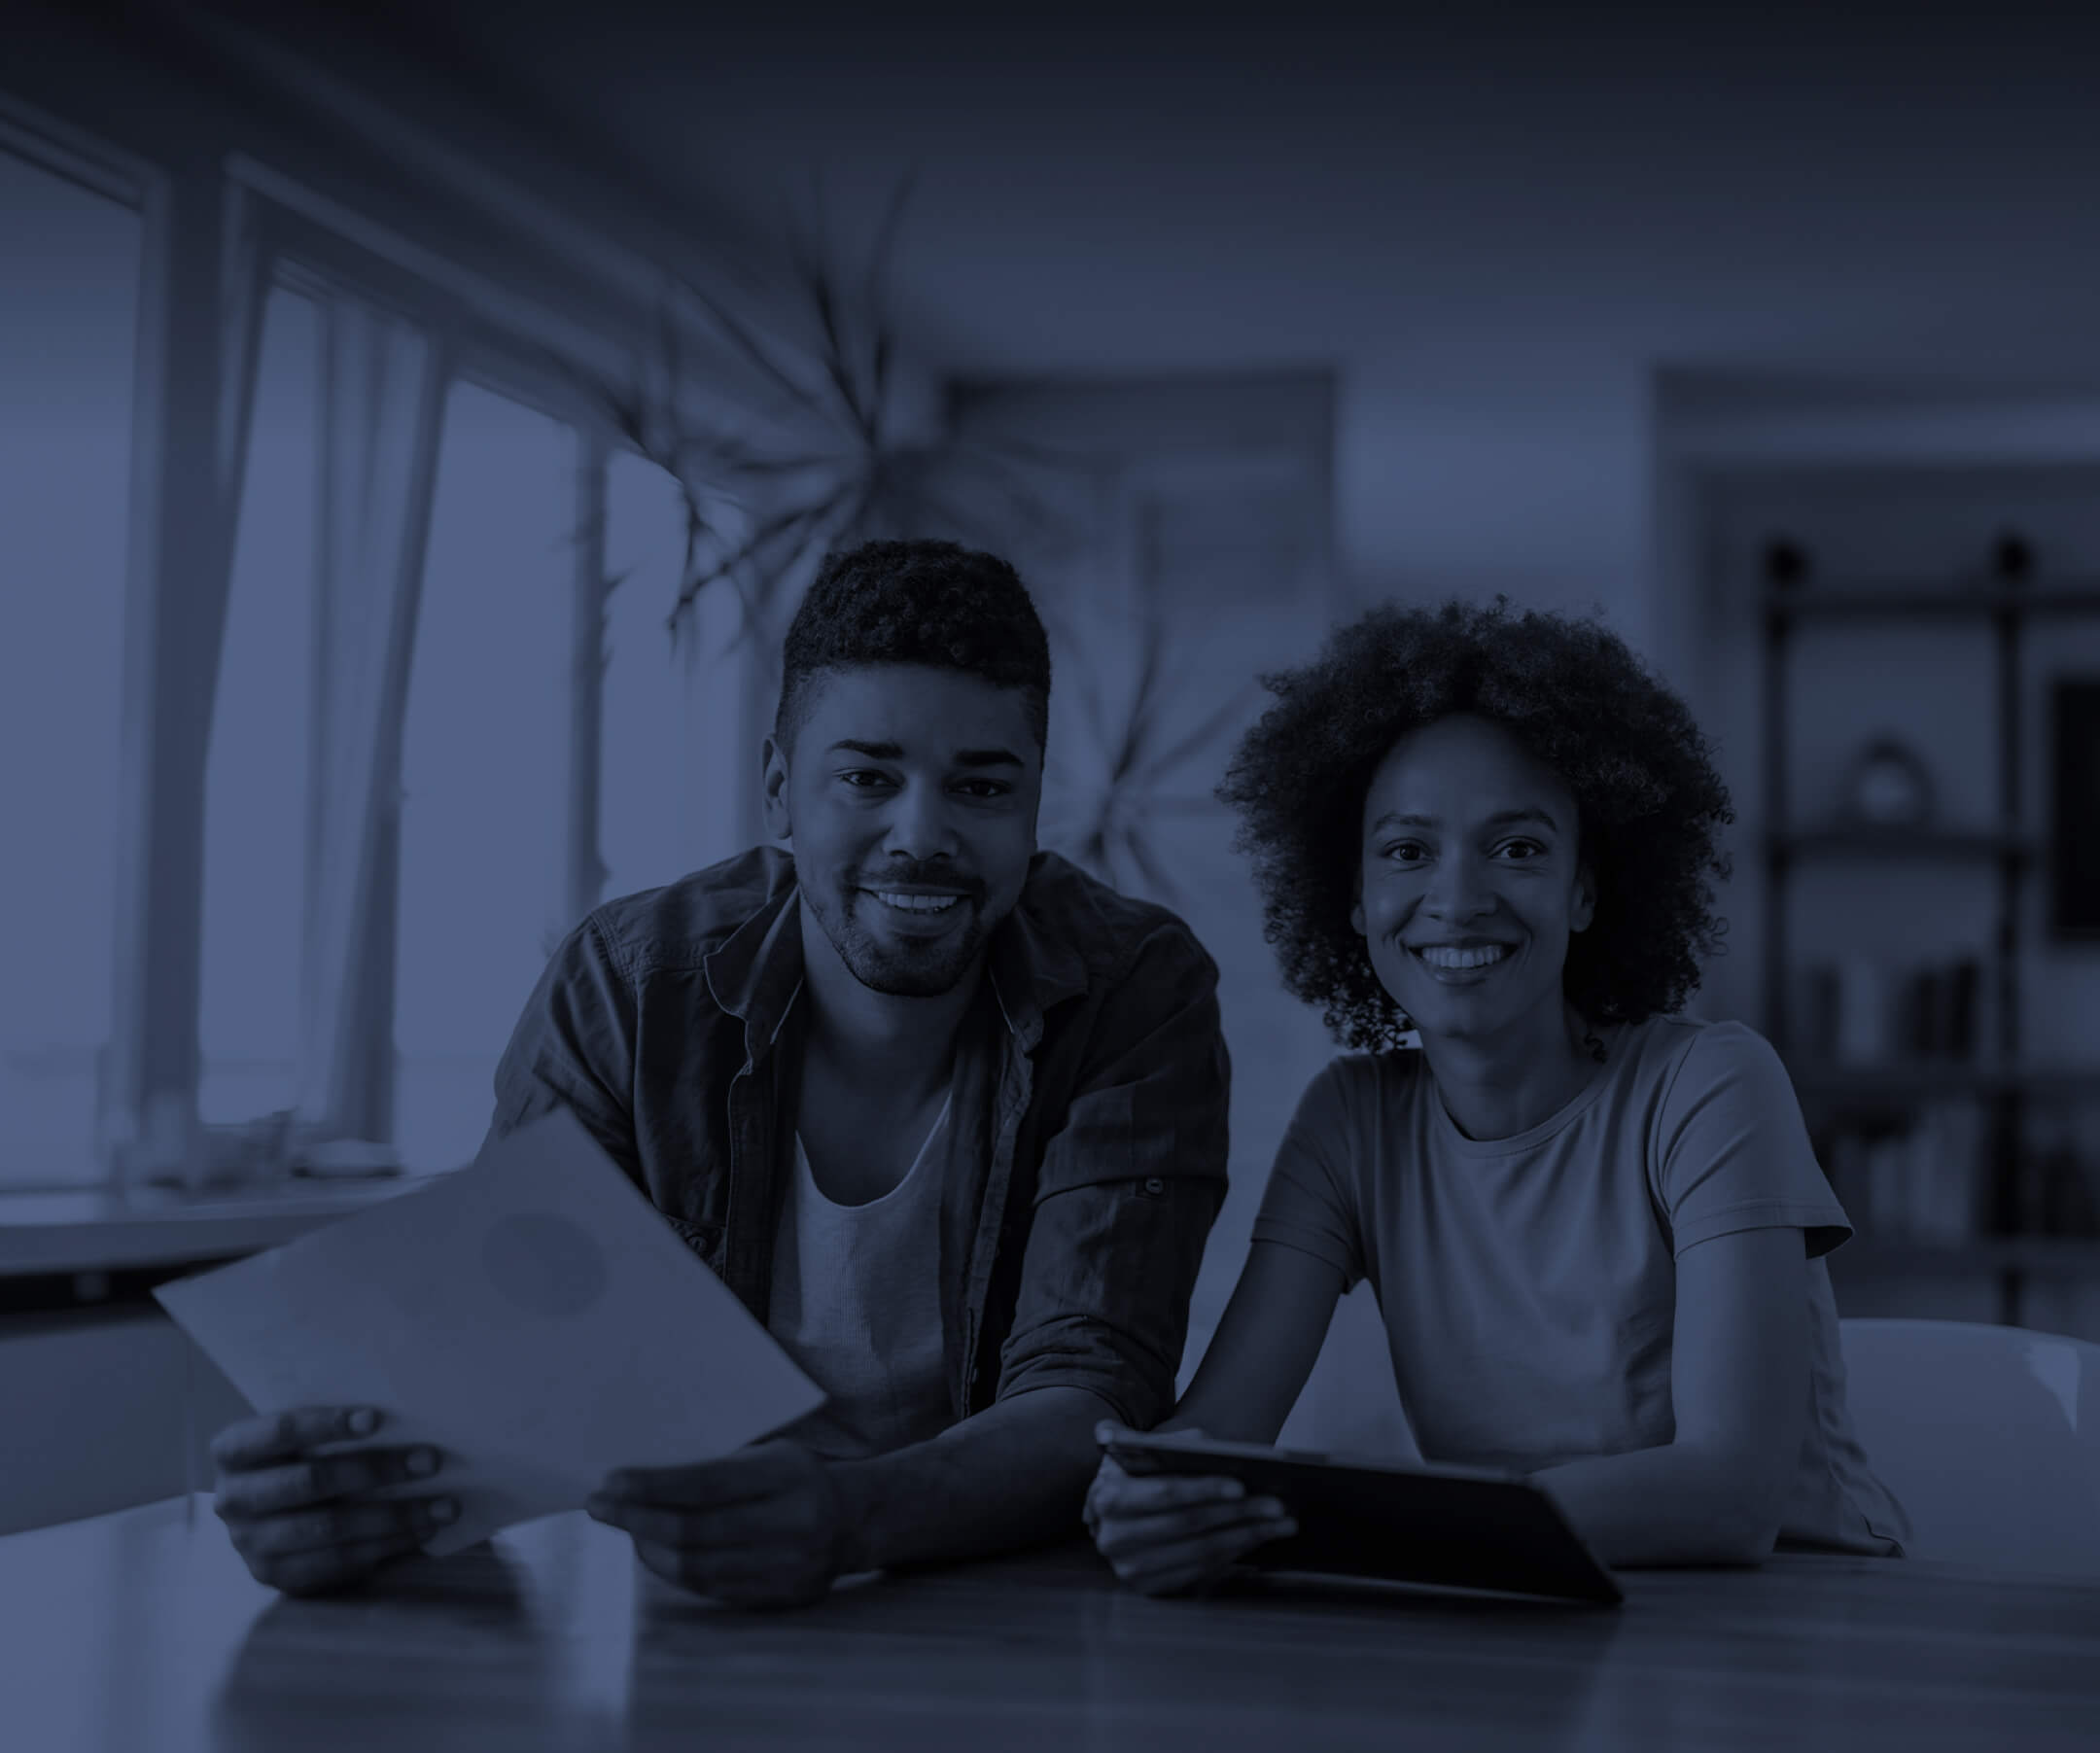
left=759, top=734, right=791, bottom=841
left=1570, top=862, right=1596, bottom=934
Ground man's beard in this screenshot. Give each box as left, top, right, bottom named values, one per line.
left=806, top=879, right=990, bottom=998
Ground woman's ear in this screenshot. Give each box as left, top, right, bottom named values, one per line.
left=1349, top=870, right=1367, bottom=938
left=1570, top=862, right=1596, bottom=934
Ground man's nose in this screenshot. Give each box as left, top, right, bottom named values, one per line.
left=882, top=783, right=960, bottom=862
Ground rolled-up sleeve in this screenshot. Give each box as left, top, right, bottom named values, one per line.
left=995, top=923, right=1232, bottom=1429
left=481, top=914, right=641, bottom=1177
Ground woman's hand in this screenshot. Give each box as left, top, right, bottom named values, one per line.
left=1084, top=1421, right=1297, bottom=1596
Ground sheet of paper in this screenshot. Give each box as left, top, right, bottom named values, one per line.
left=155, top=1107, right=826, bottom=1555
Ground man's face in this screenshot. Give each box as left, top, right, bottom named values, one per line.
left=761, top=664, right=1044, bottom=998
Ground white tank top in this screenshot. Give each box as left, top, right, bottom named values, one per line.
left=765, top=1091, right=955, bottom=1459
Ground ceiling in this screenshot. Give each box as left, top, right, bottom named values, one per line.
left=186, top=1, right=2100, bottom=382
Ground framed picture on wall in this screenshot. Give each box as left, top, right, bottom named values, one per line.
left=2050, top=679, right=2100, bottom=938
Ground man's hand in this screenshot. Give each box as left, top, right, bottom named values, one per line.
left=212, top=1406, right=458, bottom=1597
left=587, top=1440, right=854, bottom=1609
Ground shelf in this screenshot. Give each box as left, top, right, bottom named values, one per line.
left=1786, top=1061, right=2100, bottom=1104
left=1765, top=582, right=2100, bottom=623
left=1768, top=828, right=2034, bottom=865
left=1833, top=1235, right=2100, bottom=1279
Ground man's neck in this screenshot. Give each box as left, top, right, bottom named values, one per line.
left=794, top=902, right=982, bottom=1100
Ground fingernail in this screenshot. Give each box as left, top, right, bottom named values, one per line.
left=347, top=1409, right=379, bottom=1436
left=405, top=1448, right=438, bottom=1478
left=1219, top=1479, right=1244, bottom=1499
left=430, top=1497, right=459, bottom=1525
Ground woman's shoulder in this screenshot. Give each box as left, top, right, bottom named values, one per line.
left=1290, top=1049, right=1424, bottom=1132
left=1619, top=1012, right=1797, bottom=1106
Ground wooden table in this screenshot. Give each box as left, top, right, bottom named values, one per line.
left=3, top=1496, right=2097, bottom=1752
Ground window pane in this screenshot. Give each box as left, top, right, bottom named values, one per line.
left=394, top=382, right=571, bottom=1172
left=198, top=286, right=318, bottom=1125
left=600, top=449, right=747, bottom=902
left=0, top=150, right=141, bottom=1185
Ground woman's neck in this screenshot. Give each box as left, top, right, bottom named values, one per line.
left=1418, top=1003, right=1602, bottom=1141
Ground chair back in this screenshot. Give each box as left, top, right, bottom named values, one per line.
left=1838, top=1317, right=2100, bottom=1575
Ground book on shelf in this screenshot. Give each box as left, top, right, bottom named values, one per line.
left=1818, top=1102, right=1987, bottom=1245
left=1797, top=953, right=1983, bottom=1069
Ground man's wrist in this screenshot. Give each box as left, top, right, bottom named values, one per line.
left=825, top=1456, right=882, bottom=1576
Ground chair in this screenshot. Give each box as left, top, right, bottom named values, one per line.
left=1838, top=1317, right=2100, bottom=1576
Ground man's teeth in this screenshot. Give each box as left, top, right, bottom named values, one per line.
left=1415, top=944, right=1509, bottom=969
left=871, top=892, right=962, bottom=914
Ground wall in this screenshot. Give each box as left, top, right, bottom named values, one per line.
left=0, top=1312, right=250, bottom=1535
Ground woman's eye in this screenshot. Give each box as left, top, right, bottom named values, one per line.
left=1495, top=838, right=1547, bottom=860
left=1382, top=841, right=1427, bottom=864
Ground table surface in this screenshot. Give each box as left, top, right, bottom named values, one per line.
left=3, top=1496, right=2098, bottom=1753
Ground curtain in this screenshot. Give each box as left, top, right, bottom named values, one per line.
left=295, top=294, right=447, bottom=1146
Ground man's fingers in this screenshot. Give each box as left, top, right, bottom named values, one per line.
left=211, top=1407, right=382, bottom=1472
left=1092, top=1495, right=1287, bottom=1560
left=216, top=1446, right=442, bottom=1520
left=601, top=1450, right=784, bottom=1511
left=256, top=1529, right=426, bottom=1598
left=231, top=1495, right=458, bottom=1560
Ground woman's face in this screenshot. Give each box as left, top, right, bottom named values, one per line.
left=1351, top=714, right=1595, bottom=1051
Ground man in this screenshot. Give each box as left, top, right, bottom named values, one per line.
left=210, top=539, right=1232, bottom=1604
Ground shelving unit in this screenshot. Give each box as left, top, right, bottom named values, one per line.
left=1759, top=547, right=2100, bottom=1326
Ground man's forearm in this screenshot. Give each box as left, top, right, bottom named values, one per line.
left=1528, top=1441, right=1781, bottom=1568
left=828, top=1386, right=1109, bottom=1574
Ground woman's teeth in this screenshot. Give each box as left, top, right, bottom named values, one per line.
left=871, top=892, right=961, bottom=914
left=1414, top=944, right=1509, bottom=969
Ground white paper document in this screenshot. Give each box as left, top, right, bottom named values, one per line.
left=154, top=1107, right=826, bottom=1555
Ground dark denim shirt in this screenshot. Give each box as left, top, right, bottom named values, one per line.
left=483, top=846, right=1231, bottom=1432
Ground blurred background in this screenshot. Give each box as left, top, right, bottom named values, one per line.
left=7, top=0, right=2100, bottom=1490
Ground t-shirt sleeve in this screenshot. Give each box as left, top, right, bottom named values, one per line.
left=1652, top=1022, right=1853, bottom=1259
left=1249, top=1058, right=1370, bottom=1288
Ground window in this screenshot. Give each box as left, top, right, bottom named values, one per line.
left=392, top=380, right=573, bottom=1172
left=0, top=147, right=142, bottom=1186
left=599, top=446, right=748, bottom=903
left=197, top=286, right=320, bottom=1126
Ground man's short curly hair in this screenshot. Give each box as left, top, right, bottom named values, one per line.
left=776, top=539, right=1052, bottom=753
left=1216, top=596, right=1734, bottom=1052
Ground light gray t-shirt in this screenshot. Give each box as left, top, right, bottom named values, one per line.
left=1252, top=1015, right=1911, bottom=1556
left=766, top=1093, right=956, bottom=1461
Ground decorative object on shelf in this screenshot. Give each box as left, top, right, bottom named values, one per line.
left=1763, top=536, right=1811, bottom=588
left=1843, top=736, right=1936, bottom=829
left=2050, top=678, right=2100, bottom=938
left=1992, top=529, right=2036, bottom=585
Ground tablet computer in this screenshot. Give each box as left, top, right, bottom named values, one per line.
left=1099, top=1428, right=1622, bottom=1606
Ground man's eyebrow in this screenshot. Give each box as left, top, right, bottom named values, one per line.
left=827, top=739, right=1024, bottom=769
left=1369, top=807, right=1562, bottom=834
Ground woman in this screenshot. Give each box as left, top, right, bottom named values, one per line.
left=1087, top=598, right=1909, bottom=1596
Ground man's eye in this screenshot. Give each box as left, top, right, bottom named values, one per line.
left=839, top=770, right=892, bottom=789
left=958, top=780, right=1011, bottom=799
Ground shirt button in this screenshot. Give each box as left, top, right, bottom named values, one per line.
left=1143, top=1176, right=1166, bottom=1197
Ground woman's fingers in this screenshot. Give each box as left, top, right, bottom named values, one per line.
left=1109, top=1512, right=1299, bottom=1596
left=211, top=1406, right=383, bottom=1472
left=1092, top=1492, right=1289, bottom=1560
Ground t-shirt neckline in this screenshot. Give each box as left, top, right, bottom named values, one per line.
left=1421, top=1023, right=1628, bottom=1158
